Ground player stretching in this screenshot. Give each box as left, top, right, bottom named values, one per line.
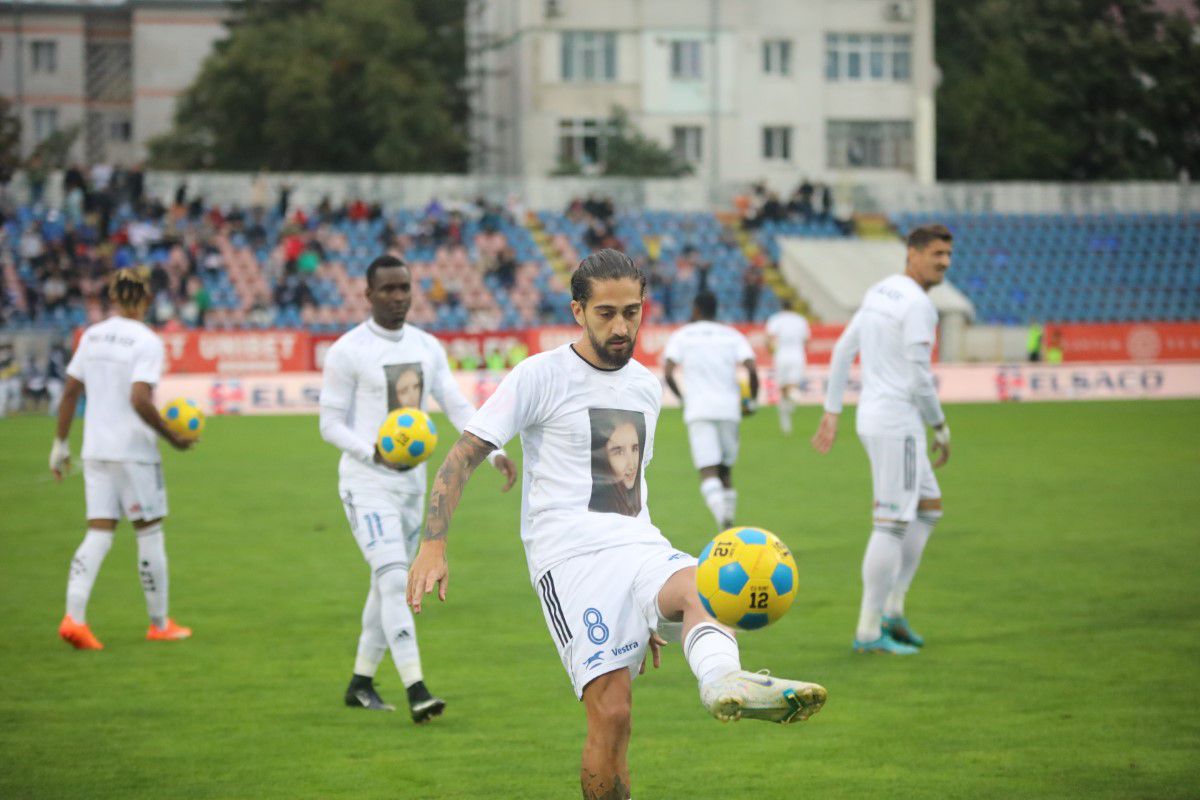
left=319, top=255, right=517, bottom=722
left=408, top=250, right=825, bottom=800
left=51, top=268, right=193, bottom=650
left=811, top=225, right=953, bottom=655
left=765, top=298, right=811, bottom=435
left=663, top=291, right=758, bottom=531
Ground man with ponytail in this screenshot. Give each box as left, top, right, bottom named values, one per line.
left=51, top=268, right=194, bottom=650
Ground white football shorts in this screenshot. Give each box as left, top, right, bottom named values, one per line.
left=340, top=482, right=424, bottom=573
left=534, top=541, right=697, bottom=699
left=773, top=356, right=806, bottom=388
left=83, top=460, right=168, bottom=522
left=859, top=433, right=941, bottom=522
left=686, top=419, right=740, bottom=470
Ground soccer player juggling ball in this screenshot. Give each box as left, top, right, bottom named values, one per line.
left=408, top=249, right=826, bottom=800
left=811, top=225, right=953, bottom=655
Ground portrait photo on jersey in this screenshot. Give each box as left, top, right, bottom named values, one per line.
left=587, top=408, right=646, bottom=518
left=384, top=362, right=424, bottom=410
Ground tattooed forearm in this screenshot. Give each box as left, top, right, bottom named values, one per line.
left=424, top=432, right=494, bottom=543
left=581, top=771, right=630, bottom=800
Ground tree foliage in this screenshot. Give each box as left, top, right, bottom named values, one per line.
left=601, top=108, right=695, bottom=178
left=936, top=0, right=1200, bottom=180
left=148, top=0, right=467, bottom=172
left=0, top=97, right=20, bottom=184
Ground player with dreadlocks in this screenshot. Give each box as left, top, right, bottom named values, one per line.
left=52, top=268, right=195, bottom=650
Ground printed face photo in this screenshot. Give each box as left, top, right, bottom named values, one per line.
left=384, top=362, right=424, bottom=410
left=588, top=408, right=647, bottom=518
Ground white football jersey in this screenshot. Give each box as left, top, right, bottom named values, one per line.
left=67, top=316, right=164, bottom=463
left=464, top=344, right=669, bottom=577
left=662, top=321, right=754, bottom=424
left=847, top=274, right=939, bottom=436
left=320, top=319, right=476, bottom=493
left=766, top=310, right=810, bottom=364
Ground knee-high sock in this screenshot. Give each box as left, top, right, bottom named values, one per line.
left=137, top=523, right=169, bottom=629
left=66, top=529, right=113, bottom=623
left=354, top=575, right=388, bottom=678
left=722, top=488, right=737, bottom=526
left=777, top=396, right=794, bottom=434
left=700, top=477, right=725, bottom=528
left=884, top=510, right=942, bottom=617
left=683, top=622, right=741, bottom=688
left=376, top=565, right=423, bottom=687
left=855, top=523, right=905, bottom=642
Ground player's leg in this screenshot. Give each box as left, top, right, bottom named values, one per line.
left=883, top=451, right=943, bottom=647
left=774, top=359, right=800, bottom=434
left=716, top=421, right=740, bottom=527
left=689, top=421, right=728, bottom=530
left=653, top=562, right=826, bottom=724
left=60, top=462, right=119, bottom=649
left=854, top=436, right=918, bottom=654
left=580, top=669, right=633, bottom=800
left=124, top=462, right=189, bottom=641
left=345, top=573, right=394, bottom=710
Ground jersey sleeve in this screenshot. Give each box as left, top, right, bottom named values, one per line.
left=318, top=343, right=355, bottom=410
left=662, top=331, right=683, bottom=364
left=902, top=299, right=937, bottom=352
left=65, top=338, right=86, bottom=381
left=130, top=336, right=165, bottom=384
left=734, top=331, right=755, bottom=362
left=428, top=336, right=477, bottom=433
left=823, top=310, right=863, bottom=414
left=766, top=317, right=779, bottom=337
left=799, top=317, right=811, bottom=341
left=463, top=360, right=540, bottom=449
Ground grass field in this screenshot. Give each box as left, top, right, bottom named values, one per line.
left=2, top=400, right=1199, bottom=799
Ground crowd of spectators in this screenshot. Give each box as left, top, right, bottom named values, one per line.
left=736, top=179, right=853, bottom=235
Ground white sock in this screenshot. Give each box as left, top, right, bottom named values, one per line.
left=66, top=529, right=113, bottom=623
left=778, top=396, right=793, bottom=434
left=137, top=523, right=169, bottom=629
left=722, top=488, right=737, bottom=525
left=376, top=565, right=423, bottom=687
left=855, top=523, right=904, bottom=642
left=354, top=576, right=388, bottom=678
left=684, top=622, right=741, bottom=687
left=700, top=477, right=725, bottom=528
left=884, top=510, right=942, bottom=617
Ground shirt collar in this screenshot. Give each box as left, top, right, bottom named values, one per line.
left=367, top=318, right=405, bottom=342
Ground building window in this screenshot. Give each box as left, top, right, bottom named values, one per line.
left=671, top=126, right=703, bottom=163
left=31, top=40, right=57, bottom=73
left=558, top=118, right=610, bottom=166
left=827, top=120, right=914, bottom=170
left=762, top=39, right=792, bottom=76
left=109, top=119, right=132, bottom=143
left=562, top=31, right=617, bottom=82
left=670, top=40, right=702, bottom=80
left=762, top=126, right=792, bottom=161
left=825, top=33, right=911, bottom=82
left=32, top=108, right=58, bottom=142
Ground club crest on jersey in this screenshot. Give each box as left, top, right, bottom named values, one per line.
left=582, top=650, right=605, bottom=670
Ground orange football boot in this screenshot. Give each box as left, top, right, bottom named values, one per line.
left=146, top=619, right=192, bottom=641
left=59, top=615, right=104, bottom=650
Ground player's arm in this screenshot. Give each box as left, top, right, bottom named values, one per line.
left=429, top=341, right=516, bottom=491
left=904, top=305, right=949, bottom=468
left=741, top=358, right=760, bottom=416
left=49, top=376, right=84, bottom=480
left=812, top=311, right=862, bottom=454
left=131, top=382, right=191, bottom=450
left=406, top=431, right=495, bottom=613
left=316, top=345, right=378, bottom=465
left=663, top=359, right=683, bottom=401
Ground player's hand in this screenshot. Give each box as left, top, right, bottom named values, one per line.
left=810, top=411, right=839, bottom=454
left=639, top=633, right=668, bottom=674
left=931, top=423, right=951, bottom=469
left=741, top=398, right=758, bottom=417
left=491, top=454, right=518, bottom=492
left=49, top=438, right=71, bottom=481
left=166, top=431, right=194, bottom=451
left=407, top=540, right=448, bottom=614
left=373, top=446, right=414, bottom=472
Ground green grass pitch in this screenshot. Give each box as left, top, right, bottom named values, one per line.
left=1, top=400, right=1199, bottom=799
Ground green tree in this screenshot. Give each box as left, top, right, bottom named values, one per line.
left=148, top=0, right=467, bottom=172
left=553, top=107, right=693, bottom=178
left=0, top=97, right=20, bottom=184
left=936, top=0, right=1200, bottom=179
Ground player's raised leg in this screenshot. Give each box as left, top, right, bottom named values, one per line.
left=580, top=670, right=633, bottom=800
left=657, top=566, right=827, bottom=723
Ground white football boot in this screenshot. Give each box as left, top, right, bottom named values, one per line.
left=701, top=669, right=827, bottom=724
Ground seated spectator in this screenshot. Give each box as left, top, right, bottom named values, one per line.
left=494, top=246, right=518, bottom=290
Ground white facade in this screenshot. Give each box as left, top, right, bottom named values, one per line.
left=0, top=0, right=228, bottom=165
left=467, top=0, right=937, bottom=186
